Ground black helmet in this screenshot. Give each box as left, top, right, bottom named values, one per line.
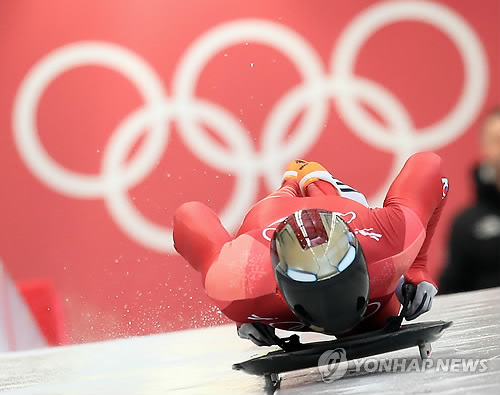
left=270, top=209, right=369, bottom=335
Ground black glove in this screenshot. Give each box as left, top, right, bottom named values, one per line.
left=237, top=322, right=279, bottom=347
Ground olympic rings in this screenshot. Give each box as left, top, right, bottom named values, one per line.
left=12, top=1, right=488, bottom=253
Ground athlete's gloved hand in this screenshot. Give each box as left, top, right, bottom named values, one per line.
left=237, top=323, right=279, bottom=347
left=406, top=281, right=437, bottom=320
left=396, top=272, right=438, bottom=321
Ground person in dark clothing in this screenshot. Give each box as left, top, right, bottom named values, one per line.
left=440, top=107, right=500, bottom=294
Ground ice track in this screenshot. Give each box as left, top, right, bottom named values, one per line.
left=0, top=288, right=498, bottom=394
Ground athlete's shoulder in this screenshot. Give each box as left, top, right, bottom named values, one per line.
left=174, top=201, right=213, bottom=222
left=173, top=201, right=231, bottom=273
left=205, top=229, right=276, bottom=301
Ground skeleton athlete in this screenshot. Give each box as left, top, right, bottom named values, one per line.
left=173, top=152, right=448, bottom=346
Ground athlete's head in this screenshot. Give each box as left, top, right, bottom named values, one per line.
left=270, top=209, right=369, bottom=334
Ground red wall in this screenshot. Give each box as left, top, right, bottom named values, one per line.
left=1, top=0, right=498, bottom=343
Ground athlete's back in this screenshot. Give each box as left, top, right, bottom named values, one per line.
left=173, top=153, right=448, bottom=334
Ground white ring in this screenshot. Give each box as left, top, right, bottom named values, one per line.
left=261, top=77, right=414, bottom=199
left=101, top=101, right=258, bottom=252
left=11, top=7, right=489, bottom=253
left=13, top=42, right=167, bottom=198
left=332, top=0, right=488, bottom=151
left=172, top=19, right=328, bottom=175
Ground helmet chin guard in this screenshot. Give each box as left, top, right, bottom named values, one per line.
left=271, top=209, right=369, bottom=335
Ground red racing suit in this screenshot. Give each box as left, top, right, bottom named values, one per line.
left=173, top=152, right=448, bottom=334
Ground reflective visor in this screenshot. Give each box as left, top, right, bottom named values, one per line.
left=274, top=210, right=357, bottom=282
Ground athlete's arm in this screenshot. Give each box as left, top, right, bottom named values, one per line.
left=383, top=152, right=448, bottom=319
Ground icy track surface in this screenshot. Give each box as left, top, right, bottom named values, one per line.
left=1, top=288, right=499, bottom=394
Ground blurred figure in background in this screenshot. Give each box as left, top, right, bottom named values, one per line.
left=440, top=107, right=500, bottom=294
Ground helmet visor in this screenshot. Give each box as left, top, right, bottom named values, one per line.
left=274, top=210, right=358, bottom=281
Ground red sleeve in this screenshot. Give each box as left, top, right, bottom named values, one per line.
left=383, top=152, right=448, bottom=287
left=173, top=202, right=231, bottom=276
